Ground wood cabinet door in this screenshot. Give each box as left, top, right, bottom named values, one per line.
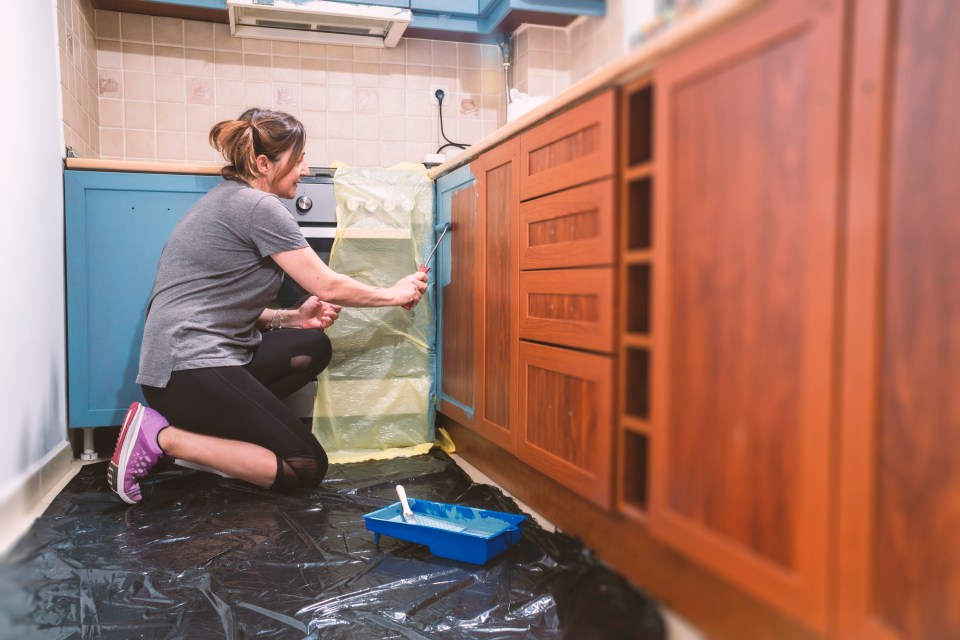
left=517, top=341, right=614, bottom=508
left=435, top=164, right=480, bottom=428
left=649, top=0, right=845, bottom=630
left=472, top=140, right=521, bottom=452
left=837, top=1, right=960, bottom=638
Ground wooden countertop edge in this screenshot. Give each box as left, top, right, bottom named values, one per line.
left=427, top=0, right=765, bottom=180
left=65, top=158, right=224, bottom=175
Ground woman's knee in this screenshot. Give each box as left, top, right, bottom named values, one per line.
left=283, top=448, right=329, bottom=487
left=289, top=330, right=332, bottom=376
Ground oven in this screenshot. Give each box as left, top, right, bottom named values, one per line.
left=275, top=167, right=337, bottom=308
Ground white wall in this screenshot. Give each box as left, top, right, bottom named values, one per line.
left=0, top=1, right=71, bottom=506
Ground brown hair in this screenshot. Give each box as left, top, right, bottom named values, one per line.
left=209, top=108, right=306, bottom=183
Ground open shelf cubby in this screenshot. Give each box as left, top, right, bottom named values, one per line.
left=619, top=77, right=655, bottom=523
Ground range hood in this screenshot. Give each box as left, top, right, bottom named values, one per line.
left=226, top=0, right=411, bottom=48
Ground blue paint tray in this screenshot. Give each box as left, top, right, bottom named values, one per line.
left=363, top=499, right=528, bottom=564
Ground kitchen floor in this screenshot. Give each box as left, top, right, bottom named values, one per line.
left=1, top=453, right=703, bottom=640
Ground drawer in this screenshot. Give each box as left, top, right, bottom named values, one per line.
left=519, top=90, right=616, bottom=200
left=519, top=268, right=615, bottom=353
left=520, top=179, right=615, bottom=269
left=518, top=341, right=614, bottom=509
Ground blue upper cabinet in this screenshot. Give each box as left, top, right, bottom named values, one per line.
left=407, top=0, right=605, bottom=41
left=147, top=0, right=227, bottom=9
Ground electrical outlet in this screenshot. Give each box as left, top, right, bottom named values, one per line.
left=429, top=84, right=449, bottom=104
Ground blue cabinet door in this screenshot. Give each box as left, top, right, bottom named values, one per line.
left=64, top=171, right=222, bottom=428
left=434, top=164, right=477, bottom=425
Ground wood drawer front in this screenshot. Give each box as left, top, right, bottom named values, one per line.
left=518, top=341, right=614, bottom=509
left=519, top=90, right=616, bottom=201
left=520, top=180, right=615, bottom=269
left=519, top=268, right=615, bottom=353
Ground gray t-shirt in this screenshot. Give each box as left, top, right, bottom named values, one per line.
left=137, top=179, right=308, bottom=388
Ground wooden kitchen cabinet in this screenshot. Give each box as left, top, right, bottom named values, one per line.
left=648, top=0, right=845, bottom=631
left=469, top=139, right=521, bottom=452
left=836, top=1, right=960, bottom=638
left=64, top=170, right=221, bottom=428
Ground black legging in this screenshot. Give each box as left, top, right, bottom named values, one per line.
left=142, top=328, right=332, bottom=489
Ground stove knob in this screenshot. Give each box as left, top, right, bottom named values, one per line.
left=295, top=195, right=313, bottom=214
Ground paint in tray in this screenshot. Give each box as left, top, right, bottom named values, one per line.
left=363, top=499, right=528, bottom=564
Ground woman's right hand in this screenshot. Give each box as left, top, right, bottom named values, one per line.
left=391, top=271, right=428, bottom=310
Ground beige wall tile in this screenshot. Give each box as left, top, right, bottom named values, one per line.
left=215, top=51, right=243, bottom=79
left=184, top=20, right=214, bottom=49
left=380, top=40, right=405, bottom=64
left=301, top=85, right=327, bottom=111
left=155, top=74, right=185, bottom=103
left=406, top=65, right=430, bottom=91
left=273, top=84, right=300, bottom=111
left=97, top=38, right=121, bottom=69
left=458, top=43, right=481, bottom=69
left=432, top=41, right=457, bottom=67
left=355, top=115, right=380, bottom=142
left=405, top=116, right=431, bottom=143
left=242, top=54, right=272, bottom=82
left=125, top=129, right=155, bottom=159
left=272, top=40, right=299, bottom=57
left=300, top=58, right=326, bottom=85
left=406, top=39, right=431, bottom=65
left=185, top=48, right=215, bottom=77
left=381, top=88, right=405, bottom=116
left=327, top=113, right=354, bottom=140
left=213, top=24, right=240, bottom=52
left=154, top=16, right=183, bottom=46
left=305, top=139, right=327, bottom=166
left=186, top=104, right=216, bottom=132
left=354, top=141, right=381, bottom=168
left=328, top=140, right=354, bottom=165
left=380, top=115, right=405, bottom=142
left=300, top=111, right=326, bottom=138
left=381, top=141, right=406, bottom=166
left=95, top=10, right=120, bottom=40
left=186, top=77, right=214, bottom=105
left=123, top=71, right=154, bottom=100
left=122, top=42, right=153, bottom=72
left=154, top=46, right=185, bottom=75
left=120, top=13, right=152, bottom=43
left=187, top=132, right=217, bottom=161
left=243, top=82, right=272, bottom=109
left=123, top=100, right=154, bottom=129
left=100, top=127, right=123, bottom=157
left=156, top=131, right=186, bottom=160
left=326, top=45, right=354, bottom=60
left=354, top=62, right=379, bottom=88
left=215, top=78, right=244, bottom=107
left=328, top=86, right=353, bottom=113
left=99, top=98, right=122, bottom=127
left=458, top=68, right=481, bottom=94
left=272, top=56, right=300, bottom=83
left=405, top=91, right=433, bottom=117
left=156, top=102, right=185, bottom=132
left=299, top=43, right=327, bottom=59
left=327, top=60, right=354, bottom=86
left=380, top=63, right=405, bottom=89
left=242, top=37, right=271, bottom=54
left=356, top=88, right=379, bottom=115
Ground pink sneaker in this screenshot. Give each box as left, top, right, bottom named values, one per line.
left=107, top=402, right=168, bottom=504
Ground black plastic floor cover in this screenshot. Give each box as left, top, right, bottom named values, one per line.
left=0, top=449, right=665, bottom=639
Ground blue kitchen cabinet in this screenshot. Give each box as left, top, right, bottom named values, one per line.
left=408, top=0, right=605, bottom=40
left=433, top=163, right=477, bottom=427
left=148, top=0, right=227, bottom=9
left=64, top=170, right=221, bottom=428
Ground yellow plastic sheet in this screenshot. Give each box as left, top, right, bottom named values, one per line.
left=312, top=165, right=436, bottom=463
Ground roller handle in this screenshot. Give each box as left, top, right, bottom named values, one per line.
left=396, top=485, right=415, bottom=521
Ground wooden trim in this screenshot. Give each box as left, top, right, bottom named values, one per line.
left=624, top=250, right=653, bottom=264
left=622, top=333, right=652, bottom=348
left=834, top=2, right=899, bottom=639
left=65, top=158, right=223, bottom=175
left=624, top=163, right=655, bottom=182
left=622, top=415, right=651, bottom=435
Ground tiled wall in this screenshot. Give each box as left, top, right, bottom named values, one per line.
left=57, top=0, right=100, bottom=159
left=512, top=0, right=629, bottom=97
left=57, top=1, right=630, bottom=166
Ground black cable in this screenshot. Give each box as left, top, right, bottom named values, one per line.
left=435, top=89, right=468, bottom=154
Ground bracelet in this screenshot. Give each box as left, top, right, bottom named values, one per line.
left=270, top=308, right=284, bottom=331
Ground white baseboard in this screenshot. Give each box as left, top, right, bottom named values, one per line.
left=0, top=441, right=75, bottom=558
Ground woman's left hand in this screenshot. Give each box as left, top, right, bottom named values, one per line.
left=298, top=296, right=341, bottom=329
